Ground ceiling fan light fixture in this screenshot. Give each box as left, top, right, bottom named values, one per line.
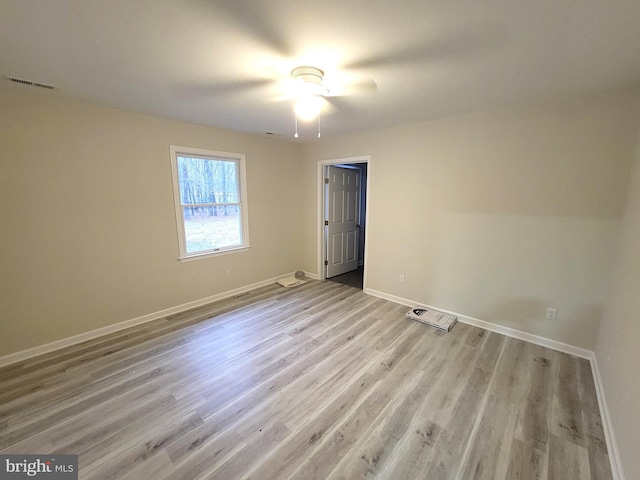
left=294, top=95, right=323, bottom=121
left=291, top=66, right=329, bottom=97
left=290, top=66, right=328, bottom=136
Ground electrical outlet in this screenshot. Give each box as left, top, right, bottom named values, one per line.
left=546, top=308, right=557, bottom=321
left=225, top=269, right=231, bottom=278
left=399, top=275, right=405, bottom=284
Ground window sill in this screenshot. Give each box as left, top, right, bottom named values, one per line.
left=177, top=245, right=251, bottom=262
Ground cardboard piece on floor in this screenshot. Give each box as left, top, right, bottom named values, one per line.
left=406, top=308, right=457, bottom=332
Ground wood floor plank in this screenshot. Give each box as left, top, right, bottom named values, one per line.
left=488, top=337, right=532, bottom=404
left=547, top=433, right=591, bottom=480
left=192, top=300, right=386, bottom=426
left=162, top=424, right=246, bottom=480
left=458, top=394, right=518, bottom=480
left=551, top=352, right=588, bottom=448
left=1, top=366, right=171, bottom=448
left=421, top=332, right=506, bottom=480
left=505, top=438, right=547, bottom=480
left=290, top=327, right=439, bottom=479
left=243, top=373, right=378, bottom=480
left=587, top=445, right=613, bottom=480
left=0, top=280, right=613, bottom=480
left=117, top=450, right=174, bottom=480
left=235, top=324, right=390, bottom=439
left=326, top=330, right=453, bottom=479
left=81, top=412, right=205, bottom=480
left=205, top=421, right=291, bottom=479
left=515, top=345, right=556, bottom=453
left=376, top=328, right=471, bottom=479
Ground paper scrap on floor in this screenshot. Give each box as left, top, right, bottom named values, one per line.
left=406, top=308, right=457, bottom=332
left=277, top=275, right=307, bottom=288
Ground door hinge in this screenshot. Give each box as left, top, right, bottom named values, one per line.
left=324, top=178, right=329, bottom=184
left=324, top=220, right=329, bottom=226
left=324, top=260, right=329, bottom=266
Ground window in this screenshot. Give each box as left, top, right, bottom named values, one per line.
left=170, top=145, right=249, bottom=260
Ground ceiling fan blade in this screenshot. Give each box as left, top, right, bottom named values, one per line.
left=208, top=0, right=294, bottom=57
left=344, top=22, right=507, bottom=70
left=344, top=43, right=434, bottom=70
left=326, top=78, right=378, bottom=97
left=173, top=78, right=276, bottom=100
left=267, top=93, right=296, bottom=103
left=319, top=97, right=338, bottom=115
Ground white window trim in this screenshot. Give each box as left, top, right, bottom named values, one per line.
left=169, top=145, right=250, bottom=261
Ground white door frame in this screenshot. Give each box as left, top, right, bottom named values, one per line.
left=317, top=155, right=371, bottom=289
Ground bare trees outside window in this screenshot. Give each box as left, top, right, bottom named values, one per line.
left=170, top=146, right=249, bottom=260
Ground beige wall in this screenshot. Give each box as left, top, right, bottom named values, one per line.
left=300, top=87, right=640, bottom=349
left=595, top=127, right=640, bottom=480
left=0, top=88, right=304, bottom=357
left=3, top=85, right=640, bottom=357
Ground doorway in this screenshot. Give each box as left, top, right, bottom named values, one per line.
left=317, top=156, right=370, bottom=290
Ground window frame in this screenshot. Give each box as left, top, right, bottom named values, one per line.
left=169, top=145, right=250, bottom=261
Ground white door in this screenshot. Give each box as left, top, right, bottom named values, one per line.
left=326, top=165, right=360, bottom=278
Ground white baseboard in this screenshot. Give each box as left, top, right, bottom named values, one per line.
left=303, top=271, right=320, bottom=280
left=364, top=288, right=593, bottom=359
left=589, top=353, right=626, bottom=480
left=0, top=272, right=299, bottom=368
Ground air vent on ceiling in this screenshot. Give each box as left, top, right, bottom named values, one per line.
left=5, top=76, right=57, bottom=90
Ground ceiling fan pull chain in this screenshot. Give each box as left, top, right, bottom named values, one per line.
left=317, top=114, right=321, bottom=139
left=294, top=113, right=299, bottom=139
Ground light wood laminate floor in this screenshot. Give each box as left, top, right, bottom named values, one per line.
left=0, top=280, right=611, bottom=479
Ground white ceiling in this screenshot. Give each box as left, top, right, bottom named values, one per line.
left=2, top=0, right=640, bottom=141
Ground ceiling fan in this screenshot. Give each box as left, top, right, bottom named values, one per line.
left=178, top=62, right=377, bottom=139
left=287, top=65, right=379, bottom=138
left=290, top=66, right=331, bottom=138
left=192, top=2, right=498, bottom=139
